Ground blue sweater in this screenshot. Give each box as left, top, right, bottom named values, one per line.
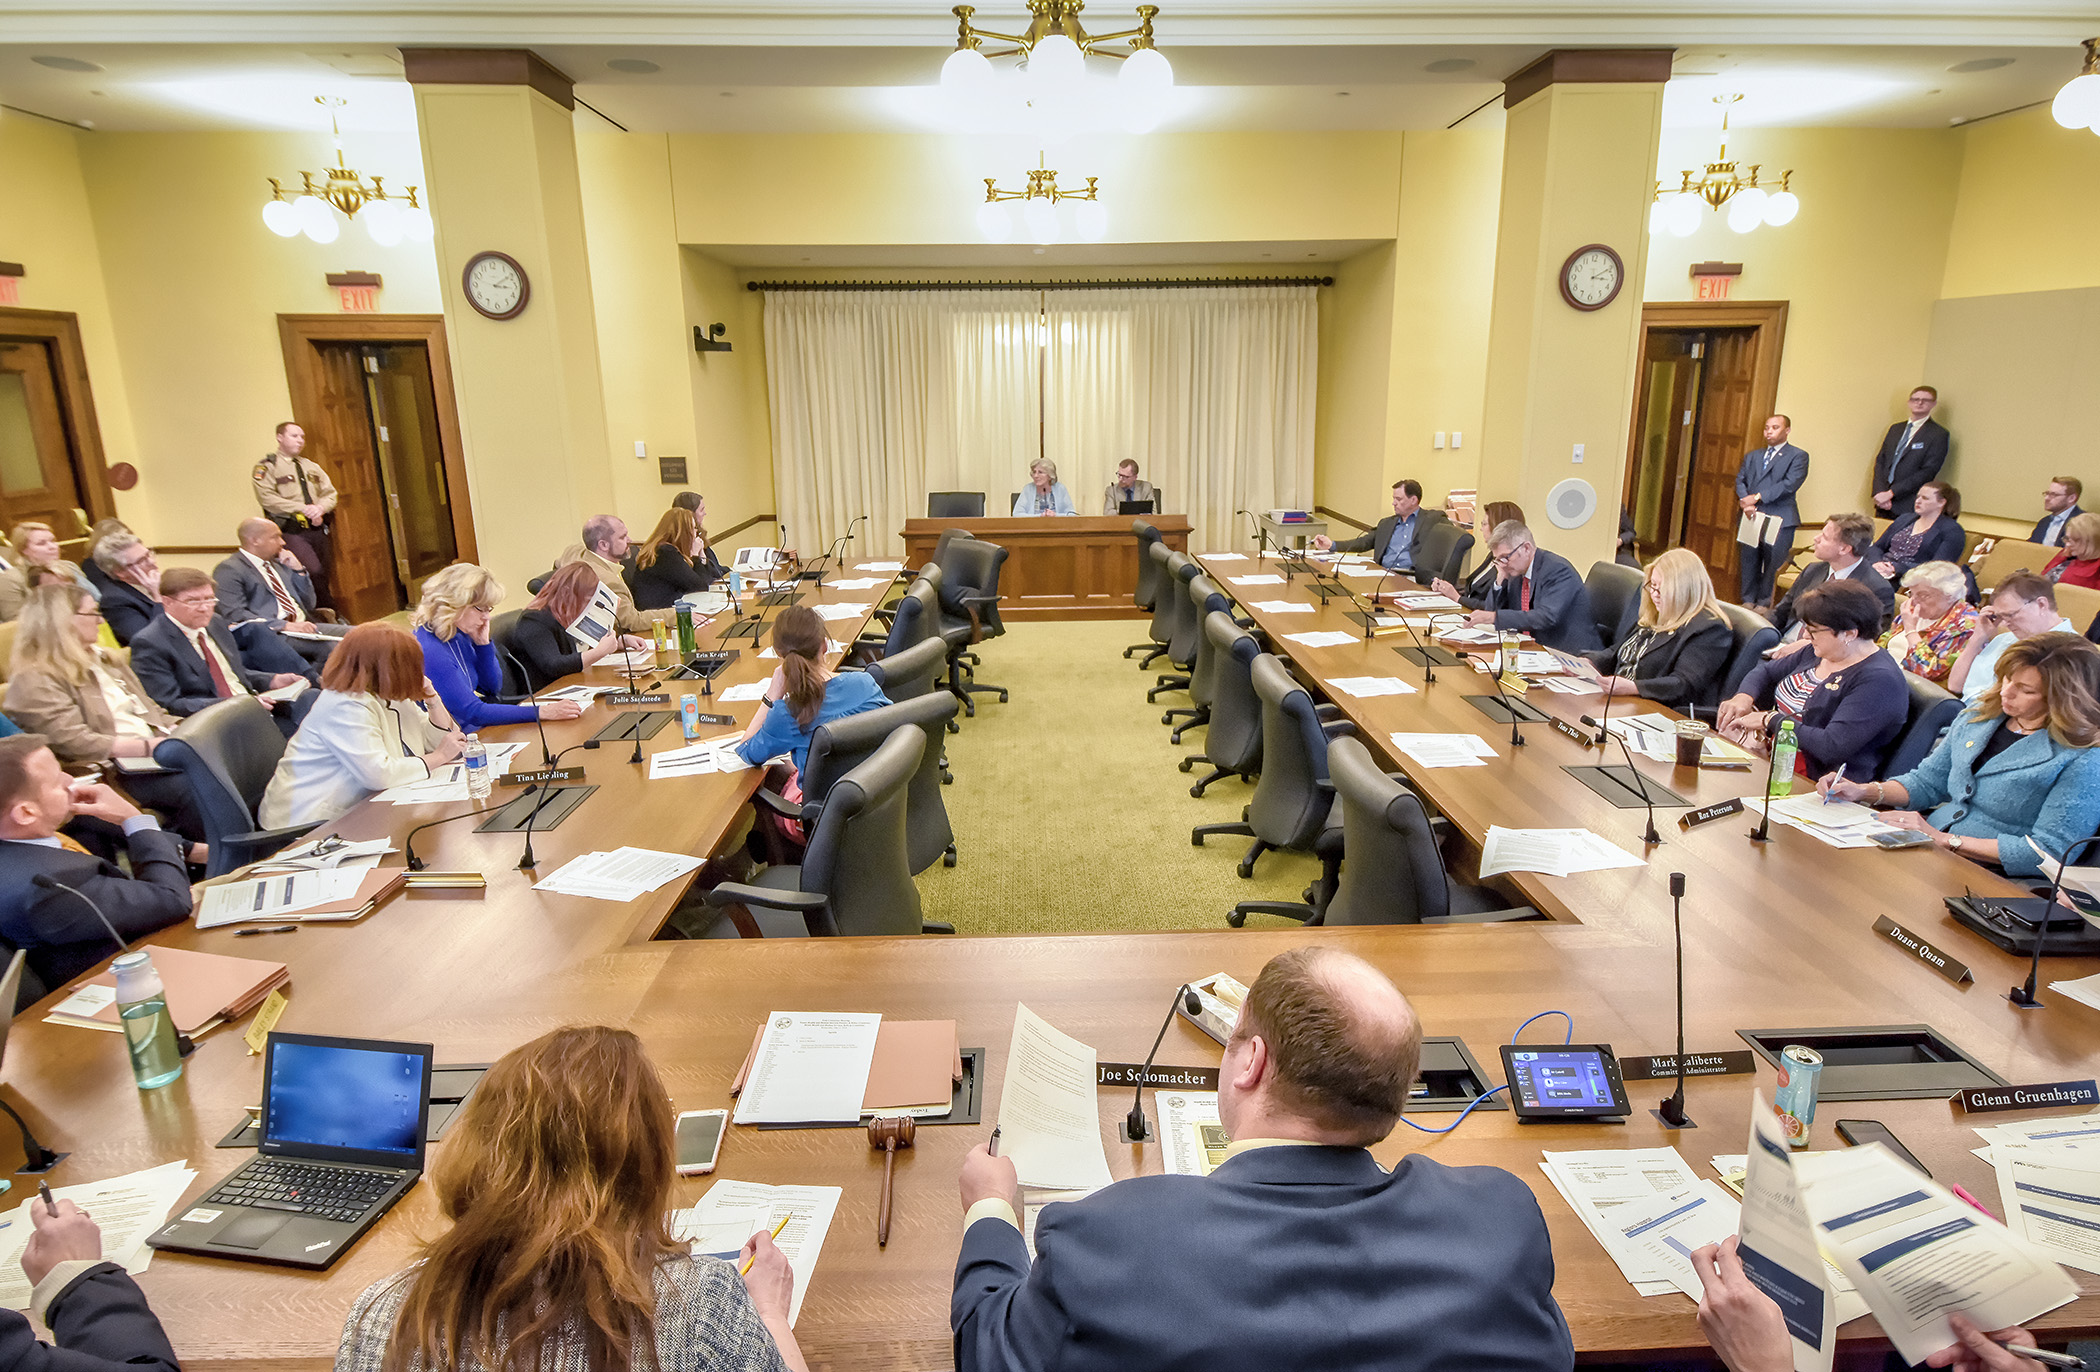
left=735, top=672, right=890, bottom=774
left=415, top=626, right=538, bottom=732
left=1735, top=644, right=1909, bottom=780
left=1890, top=710, right=2100, bottom=877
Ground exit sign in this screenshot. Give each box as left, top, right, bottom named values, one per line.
left=1690, top=260, right=1742, bottom=302
left=338, top=285, right=378, bottom=312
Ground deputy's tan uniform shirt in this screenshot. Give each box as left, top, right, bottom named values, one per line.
left=251, top=452, right=339, bottom=522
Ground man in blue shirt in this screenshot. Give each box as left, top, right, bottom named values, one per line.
left=1310, top=479, right=1444, bottom=575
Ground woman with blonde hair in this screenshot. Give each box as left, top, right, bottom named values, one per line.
left=631, top=506, right=724, bottom=611
left=414, top=562, right=585, bottom=734
left=1577, top=548, right=1734, bottom=710
left=2042, top=511, right=2100, bottom=591
left=335, top=1025, right=806, bottom=1372
left=0, top=521, right=92, bottom=621
left=1012, top=458, right=1074, bottom=517
left=1881, top=560, right=1978, bottom=683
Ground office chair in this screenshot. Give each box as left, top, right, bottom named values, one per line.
left=784, top=694, right=961, bottom=875
left=1147, top=554, right=1202, bottom=703
left=1415, top=522, right=1475, bottom=587
left=1586, top=561, right=1644, bottom=650
left=1877, top=675, right=1961, bottom=781
left=1163, top=574, right=1236, bottom=743
left=936, top=536, right=1011, bottom=717
left=150, top=698, right=320, bottom=877
left=1182, top=611, right=1263, bottom=797
left=700, top=728, right=926, bottom=937
left=849, top=576, right=937, bottom=665
left=1714, top=602, right=1781, bottom=701
left=1324, top=736, right=1537, bottom=925
left=863, top=633, right=946, bottom=703
left=928, top=491, right=987, bottom=519
left=1134, top=540, right=1179, bottom=670
left=1125, top=521, right=1166, bottom=659
left=488, top=609, right=530, bottom=696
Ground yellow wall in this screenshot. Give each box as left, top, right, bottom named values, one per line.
left=1942, top=108, right=2100, bottom=301
left=1313, top=243, right=1397, bottom=517
left=678, top=248, right=775, bottom=547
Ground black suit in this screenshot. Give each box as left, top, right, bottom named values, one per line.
left=129, top=613, right=275, bottom=717
left=1329, top=508, right=1447, bottom=574
left=0, top=1263, right=180, bottom=1372
left=1586, top=608, right=1734, bottom=711
left=629, top=544, right=720, bottom=610
left=0, top=825, right=191, bottom=1011
left=1871, top=416, right=1949, bottom=514
left=82, top=562, right=158, bottom=647
left=2032, top=505, right=2085, bottom=547
left=1464, top=546, right=1602, bottom=654
left=1772, top=560, right=1897, bottom=637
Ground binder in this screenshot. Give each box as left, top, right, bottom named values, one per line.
left=47, top=945, right=290, bottom=1036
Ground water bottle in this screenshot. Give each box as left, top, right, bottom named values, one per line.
left=652, top=618, right=671, bottom=668
left=675, top=604, right=697, bottom=655
left=1767, top=718, right=1798, bottom=798
left=462, top=733, right=491, bottom=800
left=112, top=952, right=183, bottom=1090
left=727, top=564, right=743, bottom=606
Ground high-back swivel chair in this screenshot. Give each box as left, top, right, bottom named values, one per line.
left=1323, top=736, right=1537, bottom=925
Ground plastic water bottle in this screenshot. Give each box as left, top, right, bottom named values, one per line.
left=112, top=952, right=183, bottom=1090
left=462, top=733, right=491, bottom=800
left=727, top=564, right=743, bottom=606
left=1767, top=718, right=1798, bottom=798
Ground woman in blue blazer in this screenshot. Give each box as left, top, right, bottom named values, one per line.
left=1819, top=631, right=2100, bottom=877
left=1869, top=481, right=1966, bottom=586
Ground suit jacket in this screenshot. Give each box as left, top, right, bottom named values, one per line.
left=82, top=561, right=162, bottom=647
left=630, top=544, right=718, bottom=610
left=1468, top=546, right=1601, bottom=654
left=1735, top=643, right=1910, bottom=780
left=1101, top=478, right=1158, bottom=514
left=952, top=1145, right=1573, bottom=1372
left=0, top=1263, right=180, bottom=1372
left=1872, top=417, right=1949, bottom=510
left=1772, top=560, right=1897, bottom=636
left=2032, top=505, right=2085, bottom=547
left=1870, top=513, right=1966, bottom=584
left=1892, top=709, right=2100, bottom=878
left=1734, top=442, right=1809, bottom=529
left=1590, top=609, right=1734, bottom=711
left=1331, top=508, right=1448, bottom=572
left=129, top=613, right=274, bottom=716
left=2, top=655, right=177, bottom=767
left=213, top=550, right=316, bottom=630
left=0, top=825, right=191, bottom=1010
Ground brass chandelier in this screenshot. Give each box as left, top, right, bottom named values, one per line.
left=1651, top=95, right=1799, bottom=238
left=978, top=162, right=1106, bottom=242
left=262, top=97, right=433, bottom=246
left=940, top=2, right=1174, bottom=125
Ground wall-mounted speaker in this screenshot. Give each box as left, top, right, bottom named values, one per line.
left=1546, top=478, right=1597, bottom=530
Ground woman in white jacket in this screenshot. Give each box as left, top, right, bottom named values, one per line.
left=260, top=623, right=464, bottom=830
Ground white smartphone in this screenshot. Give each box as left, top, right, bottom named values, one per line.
left=675, top=1109, right=728, bottom=1176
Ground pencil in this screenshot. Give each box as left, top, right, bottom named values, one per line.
left=738, top=1214, right=792, bottom=1275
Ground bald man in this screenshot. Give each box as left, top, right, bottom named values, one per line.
left=213, top=518, right=344, bottom=668
left=951, top=947, right=1574, bottom=1372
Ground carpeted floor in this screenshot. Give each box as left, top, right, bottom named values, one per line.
left=915, top=619, right=1326, bottom=935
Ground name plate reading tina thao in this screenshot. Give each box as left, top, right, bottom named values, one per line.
left=1871, top=914, right=1973, bottom=985
left=1550, top=717, right=1595, bottom=747
left=500, top=767, right=582, bottom=789
left=1957, top=1080, right=2100, bottom=1114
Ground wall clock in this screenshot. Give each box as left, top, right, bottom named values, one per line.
left=1559, top=243, right=1624, bottom=312
left=462, top=250, right=529, bottom=321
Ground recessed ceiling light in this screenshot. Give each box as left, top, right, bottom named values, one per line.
left=31, top=55, right=101, bottom=72
left=1947, top=57, right=2014, bottom=73
left=606, top=58, right=659, bottom=74
left=1425, top=58, right=1476, bottom=74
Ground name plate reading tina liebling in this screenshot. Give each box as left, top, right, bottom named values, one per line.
left=500, top=767, right=582, bottom=788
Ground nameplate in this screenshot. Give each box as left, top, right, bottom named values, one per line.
left=1957, top=1079, right=2100, bottom=1114
left=693, top=712, right=735, bottom=726
left=500, top=767, right=581, bottom=788
left=1679, top=797, right=1746, bottom=830
left=1871, top=914, right=1974, bottom=984
left=1551, top=717, right=1596, bottom=747
left=1618, top=1051, right=1756, bottom=1081
left=1096, top=1062, right=1221, bottom=1090
left=607, top=692, right=669, bottom=706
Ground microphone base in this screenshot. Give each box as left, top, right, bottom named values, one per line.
left=1649, top=1105, right=1697, bottom=1130
left=1118, top=1118, right=1153, bottom=1144
left=2007, top=985, right=2045, bottom=1009
left=0, top=1098, right=67, bottom=1174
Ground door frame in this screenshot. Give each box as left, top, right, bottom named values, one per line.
left=0, top=307, right=118, bottom=535
left=276, top=314, right=478, bottom=565
left=1622, top=299, right=1790, bottom=515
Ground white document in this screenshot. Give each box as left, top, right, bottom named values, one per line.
left=1248, top=600, right=1315, bottom=615
left=257, top=678, right=309, bottom=705
left=1512, top=650, right=1569, bottom=675
left=1159, top=1091, right=1227, bottom=1177
left=1738, top=510, right=1785, bottom=548
left=566, top=582, right=624, bottom=648
left=0, top=1160, right=196, bottom=1309
left=2047, top=973, right=2100, bottom=1010
left=195, top=868, right=368, bottom=929
left=534, top=683, right=609, bottom=703
left=249, top=836, right=394, bottom=873
left=1481, top=827, right=1644, bottom=878
left=1283, top=631, right=1361, bottom=648
left=1612, top=1180, right=1745, bottom=1299
left=855, top=561, right=905, bottom=572
left=1333, top=565, right=1389, bottom=579
left=1388, top=732, right=1496, bottom=768
left=1540, top=1147, right=1704, bottom=1295
left=734, top=1012, right=882, bottom=1126
left=1768, top=795, right=1880, bottom=829
left=821, top=577, right=886, bottom=590
left=648, top=734, right=749, bottom=780
left=1327, top=676, right=1418, bottom=698
left=673, top=1181, right=841, bottom=1326
left=1226, top=574, right=1285, bottom=586
left=1539, top=675, right=1606, bottom=696
left=1200, top=552, right=1249, bottom=562
left=718, top=682, right=771, bottom=702
left=2025, top=838, right=2100, bottom=906
left=1736, top=1096, right=1837, bottom=1372
left=808, top=602, right=871, bottom=622
left=1992, top=1146, right=2100, bottom=1274
left=1021, top=1186, right=1101, bottom=1259
left=532, top=847, right=705, bottom=902
left=760, top=640, right=845, bottom=659
left=995, top=1004, right=1114, bottom=1192
left=1395, top=593, right=1464, bottom=611
left=1439, top=625, right=1503, bottom=645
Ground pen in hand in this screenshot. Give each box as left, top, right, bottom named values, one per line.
left=987, top=1126, right=1001, bottom=1157
left=1824, top=764, right=1846, bottom=806
left=38, top=1181, right=56, bottom=1216
left=1994, top=1340, right=2084, bottom=1369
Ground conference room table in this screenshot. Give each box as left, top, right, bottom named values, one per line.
left=900, top=514, right=1189, bottom=619
left=4, top=548, right=2099, bottom=1370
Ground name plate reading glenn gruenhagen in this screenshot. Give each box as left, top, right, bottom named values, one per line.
left=500, top=767, right=581, bottom=788
left=1957, top=1079, right=2100, bottom=1113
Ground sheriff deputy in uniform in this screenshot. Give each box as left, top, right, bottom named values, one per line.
left=251, top=421, right=339, bottom=609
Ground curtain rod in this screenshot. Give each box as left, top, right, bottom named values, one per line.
left=745, top=275, right=1333, bottom=292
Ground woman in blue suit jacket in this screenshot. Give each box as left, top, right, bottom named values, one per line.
left=1869, top=481, right=1966, bottom=586
left=1819, top=631, right=2100, bottom=877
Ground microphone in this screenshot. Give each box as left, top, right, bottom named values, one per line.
left=1748, top=715, right=1783, bottom=843
left=402, top=805, right=497, bottom=871
left=1657, top=872, right=1693, bottom=1127
left=1600, top=716, right=1662, bottom=846
left=1484, top=645, right=1526, bottom=748
left=1362, top=567, right=1393, bottom=643
left=494, top=641, right=557, bottom=766
left=1122, top=982, right=1203, bottom=1144
left=2012, top=833, right=2100, bottom=1008
left=31, top=873, right=130, bottom=955
left=1235, top=509, right=1269, bottom=563
left=514, top=738, right=599, bottom=871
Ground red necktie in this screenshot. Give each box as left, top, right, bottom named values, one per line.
left=1520, top=576, right=1532, bottom=612
left=195, top=631, right=233, bottom=698
left=260, top=560, right=299, bottom=620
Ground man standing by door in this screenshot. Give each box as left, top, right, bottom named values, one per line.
left=251, top=421, right=338, bottom=610
left=1870, top=386, right=1949, bottom=517
left=1734, top=414, right=1809, bottom=612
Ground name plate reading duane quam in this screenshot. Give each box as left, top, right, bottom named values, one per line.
left=1096, top=1063, right=1222, bottom=1090
left=1957, top=1079, right=2100, bottom=1113
left=1872, top=914, right=1973, bottom=985
left=607, top=692, right=670, bottom=706
left=1618, top=1051, right=1757, bottom=1081
left=501, top=767, right=582, bottom=788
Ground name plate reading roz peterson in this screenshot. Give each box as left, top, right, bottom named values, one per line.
left=1679, top=798, right=1746, bottom=830
left=1957, top=1079, right=2100, bottom=1113
left=500, top=767, right=582, bottom=788
left=1871, top=913, right=1973, bottom=984
left=607, top=692, right=670, bottom=706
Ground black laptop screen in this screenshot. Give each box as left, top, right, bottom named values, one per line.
left=265, top=1041, right=426, bottom=1157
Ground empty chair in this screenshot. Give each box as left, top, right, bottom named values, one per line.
left=864, top=634, right=946, bottom=703
left=150, top=697, right=318, bottom=877
left=1414, top=522, right=1475, bottom=588
left=1134, top=540, right=1179, bottom=671
left=1586, top=560, right=1644, bottom=650
left=928, top=491, right=986, bottom=519
left=1877, top=674, right=1962, bottom=781
left=700, top=728, right=924, bottom=937
left=1182, top=611, right=1263, bottom=797
left=850, top=576, right=938, bottom=665
left=1323, top=736, right=1537, bottom=925
left=936, top=536, right=1011, bottom=717
left=1147, top=553, right=1203, bottom=704
left=790, top=693, right=961, bottom=875
left=1163, top=574, right=1235, bottom=743
left=1714, top=601, right=1781, bottom=701
left=1124, top=521, right=1167, bottom=660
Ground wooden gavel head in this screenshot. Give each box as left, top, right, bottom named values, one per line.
left=868, top=1116, right=916, bottom=1153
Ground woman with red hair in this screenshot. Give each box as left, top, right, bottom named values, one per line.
left=508, top=562, right=642, bottom=694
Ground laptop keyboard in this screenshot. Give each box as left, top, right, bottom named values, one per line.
left=207, top=1159, right=401, bottom=1223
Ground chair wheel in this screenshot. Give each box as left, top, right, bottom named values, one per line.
left=1192, top=833, right=1205, bottom=846
left=1161, top=713, right=1174, bottom=725
left=941, top=772, right=953, bottom=785
left=1227, top=911, right=1247, bottom=928
left=947, top=720, right=960, bottom=734
left=944, top=846, right=957, bottom=868
left=1178, top=759, right=1194, bottom=773
left=1190, top=783, right=1207, bottom=798
left=1237, top=859, right=1255, bottom=879
left=995, top=690, right=1008, bottom=702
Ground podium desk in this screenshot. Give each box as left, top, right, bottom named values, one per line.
left=902, top=515, right=1188, bottom=620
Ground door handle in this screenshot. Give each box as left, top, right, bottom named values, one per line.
left=72, top=507, right=90, bottom=535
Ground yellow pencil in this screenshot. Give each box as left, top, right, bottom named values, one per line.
left=738, top=1214, right=792, bottom=1275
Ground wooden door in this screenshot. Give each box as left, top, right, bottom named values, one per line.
left=1685, top=328, right=1761, bottom=597
left=307, top=343, right=403, bottom=623
left=361, top=344, right=458, bottom=597
left=1621, top=331, right=1704, bottom=562
left=0, top=340, right=91, bottom=553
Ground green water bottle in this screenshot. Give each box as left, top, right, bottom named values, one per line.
left=112, top=951, right=183, bottom=1090
left=1767, top=718, right=1798, bottom=798
left=675, top=604, right=697, bottom=655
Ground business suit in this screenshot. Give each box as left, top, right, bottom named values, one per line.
left=82, top=561, right=158, bottom=646
left=1870, top=513, right=1966, bottom=585
left=0, top=1262, right=180, bottom=1372
left=2032, top=505, right=2085, bottom=547
left=952, top=1145, right=1573, bottom=1372
left=1463, top=546, right=1602, bottom=654
left=1871, top=416, right=1949, bottom=514
left=1101, top=477, right=1158, bottom=514
left=214, top=550, right=335, bottom=667
left=0, top=824, right=191, bottom=1010
left=1772, top=560, right=1896, bottom=637
left=1589, top=609, right=1734, bottom=711
left=1331, top=507, right=1448, bottom=575
left=630, top=544, right=719, bottom=610
left=1735, top=643, right=1909, bottom=780
left=1734, top=441, right=1809, bottom=605
left=129, top=612, right=274, bottom=717
left=1890, top=710, right=2100, bottom=878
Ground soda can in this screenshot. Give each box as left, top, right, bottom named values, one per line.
left=680, top=693, right=700, bottom=740
left=1773, top=1044, right=1823, bottom=1148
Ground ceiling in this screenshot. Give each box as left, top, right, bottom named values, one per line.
left=700, top=239, right=1381, bottom=269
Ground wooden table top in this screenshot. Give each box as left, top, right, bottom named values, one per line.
left=6, top=552, right=2099, bottom=1370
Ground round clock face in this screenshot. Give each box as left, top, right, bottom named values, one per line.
left=463, top=251, right=529, bottom=320
left=1560, top=244, right=1624, bottom=312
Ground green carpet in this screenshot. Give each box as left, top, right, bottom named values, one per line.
left=916, top=620, right=1325, bottom=935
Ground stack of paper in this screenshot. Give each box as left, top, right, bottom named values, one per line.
left=2046, top=972, right=2100, bottom=1011
left=376, top=742, right=529, bottom=804
left=45, top=945, right=290, bottom=1035
left=1327, top=676, right=1417, bottom=698
left=1388, top=732, right=1496, bottom=768
left=1538, top=675, right=1605, bottom=696
left=821, top=577, right=886, bottom=590
left=1395, top=593, right=1464, bottom=611
left=808, top=602, right=871, bottom=622
left=855, top=561, right=905, bottom=572
left=1511, top=650, right=1570, bottom=675
left=717, top=682, right=771, bottom=702
left=1159, top=1091, right=1228, bottom=1177
left=1439, top=625, right=1503, bottom=645
left=1332, top=565, right=1388, bottom=579
left=536, top=683, right=616, bottom=703
left=996, top=1004, right=1113, bottom=1192
left=1986, top=1126, right=2100, bottom=1275
left=731, top=1019, right=962, bottom=1117
left=1200, top=552, right=1249, bottom=562
left=195, top=867, right=407, bottom=929
left=532, top=847, right=704, bottom=902
left=1248, top=600, right=1316, bottom=615
left=1226, top=573, right=1285, bottom=586
left=0, top=1161, right=195, bottom=1308
left=648, top=735, right=755, bottom=779
left=733, top=1012, right=884, bottom=1125
left=1762, top=794, right=1911, bottom=849
left=760, top=640, right=845, bottom=659
left=1480, top=827, right=1645, bottom=878
left=1540, top=1148, right=1705, bottom=1296
left=673, top=1181, right=840, bottom=1326
left=249, top=836, right=395, bottom=873
left=1282, top=630, right=1360, bottom=648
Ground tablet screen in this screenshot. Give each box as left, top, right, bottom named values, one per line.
left=1502, top=1045, right=1628, bottom=1117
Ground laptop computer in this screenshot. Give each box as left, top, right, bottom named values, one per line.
left=148, top=1031, right=432, bottom=1269
left=1118, top=499, right=1158, bottom=515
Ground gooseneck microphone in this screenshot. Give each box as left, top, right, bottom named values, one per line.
left=494, top=641, right=557, bottom=766
left=402, top=806, right=496, bottom=871
left=1748, top=715, right=1783, bottom=843
left=1485, top=648, right=1526, bottom=748
left=2012, top=833, right=2100, bottom=1008
left=1658, top=872, right=1693, bottom=1127
left=1122, top=982, right=1203, bottom=1144
left=515, top=739, right=599, bottom=871
left=31, top=873, right=130, bottom=955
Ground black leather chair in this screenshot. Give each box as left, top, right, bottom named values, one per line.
left=787, top=694, right=961, bottom=876
left=851, top=576, right=938, bottom=664
left=700, top=728, right=925, bottom=937
left=928, top=492, right=986, bottom=518
left=1324, top=736, right=1536, bottom=925
left=1147, top=553, right=1202, bottom=703
left=863, top=634, right=946, bottom=703
left=1587, top=560, right=1644, bottom=650
left=1878, top=675, right=1962, bottom=780
left=1415, top=522, right=1475, bottom=587
left=489, top=608, right=529, bottom=697
left=1135, top=540, right=1179, bottom=670
left=1182, top=611, right=1263, bottom=797
left=1125, top=521, right=1167, bottom=660
left=936, top=536, right=1011, bottom=717
left=1163, top=574, right=1236, bottom=743
left=1715, top=601, right=1781, bottom=700
left=150, top=697, right=319, bottom=877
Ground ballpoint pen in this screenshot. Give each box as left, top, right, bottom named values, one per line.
left=987, top=1126, right=1001, bottom=1157
left=1824, top=764, right=1846, bottom=806
left=234, top=925, right=300, bottom=937
left=1994, top=1341, right=2084, bottom=1369
left=38, top=1181, right=56, bottom=1215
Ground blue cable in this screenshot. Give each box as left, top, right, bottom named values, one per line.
left=1396, top=1009, right=1574, bottom=1135
left=1512, top=1010, right=1575, bottom=1046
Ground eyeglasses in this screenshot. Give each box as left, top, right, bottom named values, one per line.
left=1489, top=542, right=1532, bottom=566
left=71, top=607, right=103, bottom=620
left=172, top=595, right=217, bottom=609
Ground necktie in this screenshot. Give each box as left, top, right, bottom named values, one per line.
left=260, top=559, right=300, bottom=620
left=57, top=834, right=90, bottom=856
left=1520, top=575, right=1533, bottom=612
left=1890, top=423, right=1915, bottom=481
left=194, top=630, right=233, bottom=698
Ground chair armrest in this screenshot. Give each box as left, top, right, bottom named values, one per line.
left=1314, top=702, right=1345, bottom=721
left=219, top=825, right=323, bottom=870
left=703, top=881, right=828, bottom=914
left=1320, top=720, right=1359, bottom=739
left=751, top=789, right=814, bottom=823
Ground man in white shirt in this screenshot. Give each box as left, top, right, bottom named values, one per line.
left=1945, top=572, right=2076, bottom=704
left=1766, top=514, right=1896, bottom=650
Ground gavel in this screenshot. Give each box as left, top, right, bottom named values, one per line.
left=867, top=1116, right=916, bottom=1248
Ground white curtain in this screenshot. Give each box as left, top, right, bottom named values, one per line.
left=763, top=284, right=1318, bottom=555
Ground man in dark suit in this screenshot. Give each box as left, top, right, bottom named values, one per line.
left=950, top=946, right=1573, bottom=1372
left=214, top=518, right=344, bottom=667
left=130, top=567, right=303, bottom=721
left=88, top=532, right=317, bottom=682
left=1733, top=414, right=1810, bottom=610
left=1432, top=519, right=1601, bottom=654
left=1309, top=479, right=1447, bottom=577
left=1870, top=385, right=1950, bottom=516
left=1768, top=513, right=1895, bottom=647
left=0, top=734, right=192, bottom=1012
left=0, top=1193, right=181, bottom=1371
left=2031, top=476, right=2084, bottom=547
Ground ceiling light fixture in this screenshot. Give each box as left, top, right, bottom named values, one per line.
left=977, top=160, right=1107, bottom=244
left=2051, top=39, right=2100, bottom=134
left=940, top=3, right=1172, bottom=133
left=1651, top=94, right=1798, bottom=238
left=262, top=96, right=433, bottom=247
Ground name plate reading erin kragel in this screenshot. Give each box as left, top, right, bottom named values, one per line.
left=1679, top=797, right=1746, bottom=830
left=1957, top=1079, right=2100, bottom=1114
left=1618, top=1051, right=1756, bottom=1081
left=500, top=767, right=582, bottom=788
left=1550, top=717, right=1596, bottom=747
left=607, top=692, right=670, bottom=706
left=1096, top=1063, right=1221, bottom=1090
left=1872, top=914, right=1974, bottom=984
